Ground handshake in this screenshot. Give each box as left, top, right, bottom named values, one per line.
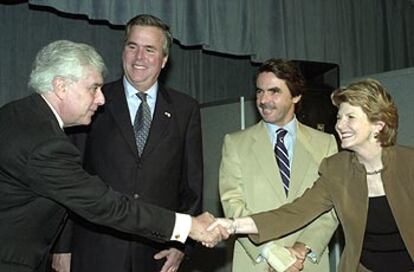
left=188, top=212, right=257, bottom=247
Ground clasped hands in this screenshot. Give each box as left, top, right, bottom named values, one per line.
left=190, top=214, right=310, bottom=271
left=189, top=212, right=244, bottom=248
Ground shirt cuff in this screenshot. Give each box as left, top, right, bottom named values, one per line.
left=305, top=245, right=318, bottom=263
left=260, top=244, right=271, bottom=260
left=170, top=213, right=192, bottom=243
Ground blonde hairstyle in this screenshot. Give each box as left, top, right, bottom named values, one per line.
left=331, top=78, right=398, bottom=146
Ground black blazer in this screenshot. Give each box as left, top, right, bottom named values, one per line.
left=68, top=80, right=203, bottom=271
left=0, top=94, right=175, bottom=272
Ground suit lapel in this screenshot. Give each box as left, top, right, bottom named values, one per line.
left=141, top=86, right=172, bottom=157
left=251, top=121, right=288, bottom=201
left=32, top=94, right=66, bottom=136
left=104, top=80, right=139, bottom=158
left=289, top=123, right=314, bottom=199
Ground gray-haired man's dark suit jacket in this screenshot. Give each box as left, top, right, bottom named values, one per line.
left=0, top=94, right=175, bottom=272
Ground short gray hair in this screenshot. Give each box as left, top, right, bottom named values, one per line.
left=29, top=40, right=107, bottom=93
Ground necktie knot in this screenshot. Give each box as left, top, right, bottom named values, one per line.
left=136, top=92, right=147, bottom=102
left=277, top=128, right=288, bottom=142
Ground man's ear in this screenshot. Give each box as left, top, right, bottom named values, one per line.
left=161, top=55, right=168, bottom=69
left=292, top=94, right=302, bottom=104
left=52, top=77, right=67, bottom=100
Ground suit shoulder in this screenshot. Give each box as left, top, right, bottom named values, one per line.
left=324, top=150, right=353, bottom=165
left=301, top=123, right=335, bottom=139
left=393, top=145, right=414, bottom=154
left=224, top=123, right=262, bottom=142
left=299, top=123, right=337, bottom=152
left=388, top=145, right=414, bottom=164
left=0, top=97, right=67, bottom=157
left=163, top=86, right=198, bottom=105
left=318, top=150, right=354, bottom=177
left=102, top=79, right=123, bottom=95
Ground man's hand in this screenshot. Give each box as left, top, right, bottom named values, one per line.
left=284, top=242, right=310, bottom=272
left=284, top=256, right=304, bottom=272
left=154, top=247, right=184, bottom=272
left=51, top=253, right=71, bottom=272
left=207, top=216, right=258, bottom=235
left=207, top=218, right=235, bottom=234
left=189, top=212, right=228, bottom=247
left=291, top=242, right=310, bottom=259
left=265, top=252, right=304, bottom=272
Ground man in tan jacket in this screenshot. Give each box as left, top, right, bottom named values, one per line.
left=219, top=59, right=338, bottom=271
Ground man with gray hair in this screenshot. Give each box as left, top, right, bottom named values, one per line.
left=0, top=40, right=223, bottom=272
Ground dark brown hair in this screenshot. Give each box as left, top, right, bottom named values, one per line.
left=255, top=59, right=306, bottom=98
left=125, top=14, right=173, bottom=56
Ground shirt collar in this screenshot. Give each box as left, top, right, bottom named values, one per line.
left=40, top=94, right=64, bottom=129
left=123, top=76, right=158, bottom=100
left=265, top=116, right=297, bottom=137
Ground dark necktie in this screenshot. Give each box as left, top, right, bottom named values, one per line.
left=134, top=92, right=151, bottom=156
left=275, top=128, right=290, bottom=196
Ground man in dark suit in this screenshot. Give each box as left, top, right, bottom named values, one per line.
left=54, top=14, right=204, bottom=272
left=0, top=39, right=222, bottom=272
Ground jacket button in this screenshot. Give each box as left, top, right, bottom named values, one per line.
left=133, top=193, right=139, bottom=199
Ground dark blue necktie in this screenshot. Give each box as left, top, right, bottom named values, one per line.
left=275, top=128, right=290, bottom=196
left=134, top=92, right=151, bottom=156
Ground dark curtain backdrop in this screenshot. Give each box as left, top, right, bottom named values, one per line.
left=27, top=0, right=414, bottom=76
left=1, top=0, right=413, bottom=106
left=0, top=2, right=257, bottom=106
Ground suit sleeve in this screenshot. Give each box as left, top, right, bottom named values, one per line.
left=175, top=102, right=203, bottom=253
left=26, top=137, right=176, bottom=243
left=219, top=134, right=264, bottom=262
left=249, top=158, right=335, bottom=245
left=179, top=102, right=203, bottom=215
left=295, top=135, right=339, bottom=261
left=51, top=217, right=74, bottom=253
